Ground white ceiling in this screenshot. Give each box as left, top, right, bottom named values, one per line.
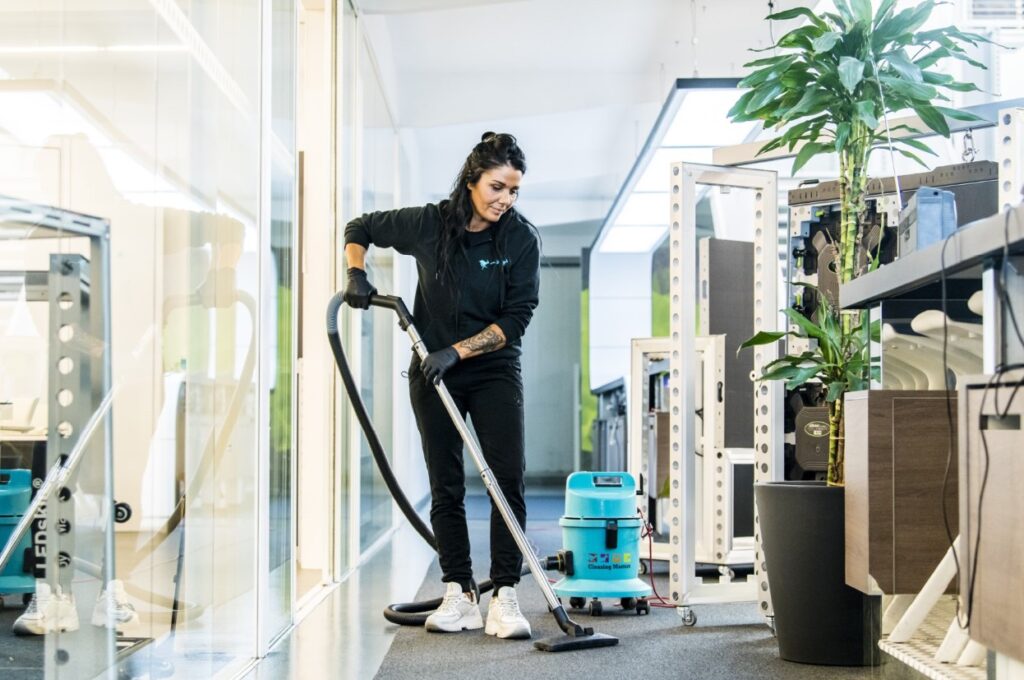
left=356, top=0, right=794, bottom=228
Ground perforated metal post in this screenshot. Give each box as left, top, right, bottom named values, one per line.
left=749, top=173, right=783, bottom=623
left=45, top=254, right=93, bottom=592
left=998, top=108, right=1024, bottom=214
left=669, top=163, right=780, bottom=624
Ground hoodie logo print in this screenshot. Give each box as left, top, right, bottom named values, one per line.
left=479, top=258, right=509, bottom=270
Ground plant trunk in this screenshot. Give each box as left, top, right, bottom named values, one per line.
left=840, top=122, right=870, bottom=285
left=828, top=395, right=844, bottom=487
left=829, top=124, right=870, bottom=487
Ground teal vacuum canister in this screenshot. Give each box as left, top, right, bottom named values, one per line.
left=551, top=472, right=652, bottom=605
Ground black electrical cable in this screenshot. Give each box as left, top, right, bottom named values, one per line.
left=937, top=231, right=964, bottom=625
left=999, top=209, right=1024, bottom=349
left=326, top=292, right=526, bottom=625
left=940, top=207, right=1024, bottom=629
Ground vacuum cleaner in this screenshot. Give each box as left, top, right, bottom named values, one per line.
left=548, top=472, right=652, bottom=616
left=327, top=291, right=619, bottom=652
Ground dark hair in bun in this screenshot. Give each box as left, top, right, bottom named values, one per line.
left=437, top=132, right=533, bottom=284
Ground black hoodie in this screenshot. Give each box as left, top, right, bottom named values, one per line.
left=344, top=202, right=540, bottom=366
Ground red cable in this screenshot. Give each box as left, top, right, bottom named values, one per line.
left=638, top=507, right=676, bottom=608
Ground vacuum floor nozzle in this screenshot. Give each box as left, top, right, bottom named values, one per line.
left=533, top=632, right=619, bottom=653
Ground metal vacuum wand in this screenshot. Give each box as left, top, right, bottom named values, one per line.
left=365, top=293, right=617, bottom=651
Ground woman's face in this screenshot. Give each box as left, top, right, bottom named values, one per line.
left=468, top=164, right=522, bottom=224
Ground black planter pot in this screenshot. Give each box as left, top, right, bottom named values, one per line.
left=756, top=481, right=882, bottom=666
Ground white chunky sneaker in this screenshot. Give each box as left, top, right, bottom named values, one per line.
left=92, top=579, right=139, bottom=628
left=485, top=586, right=531, bottom=639
left=13, top=582, right=80, bottom=635
left=424, top=582, right=483, bottom=633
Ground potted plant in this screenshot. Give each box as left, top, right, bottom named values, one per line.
left=729, top=0, right=988, bottom=665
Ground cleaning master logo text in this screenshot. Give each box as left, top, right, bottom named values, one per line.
left=587, top=552, right=633, bottom=571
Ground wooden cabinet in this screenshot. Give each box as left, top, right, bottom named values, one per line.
left=844, top=390, right=958, bottom=595
left=959, top=372, right=1024, bottom=662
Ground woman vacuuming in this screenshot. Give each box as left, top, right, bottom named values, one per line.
left=342, top=132, right=541, bottom=639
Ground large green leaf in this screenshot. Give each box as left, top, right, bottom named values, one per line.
left=760, top=364, right=803, bottom=383
left=739, top=66, right=780, bottom=88
left=855, top=100, right=879, bottom=129
left=826, top=381, right=846, bottom=402
left=763, top=351, right=821, bottom=371
left=745, top=83, right=784, bottom=115
left=839, top=56, right=865, bottom=93
left=915, top=47, right=949, bottom=69
left=850, top=0, right=872, bottom=23
left=781, top=65, right=816, bottom=90
left=739, top=330, right=789, bottom=351
left=822, top=12, right=847, bottom=30
left=935, top=80, right=982, bottom=93
left=727, top=90, right=757, bottom=120
left=832, top=0, right=855, bottom=24
left=783, top=307, right=830, bottom=345
left=944, top=49, right=987, bottom=70
left=912, top=103, right=951, bottom=136
left=778, top=25, right=823, bottom=50
left=884, top=49, right=923, bottom=82
left=874, top=2, right=935, bottom=49
left=813, top=32, right=841, bottom=53
left=891, top=136, right=938, bottom=156
left=921, top=70, right=953, bottom=85
left=792, top=141, right=828, bottom=174
left=834, top=121, right=852, bottom=152
left=783, top=87, right=829, bottom=120
left=894, top=147, right=928, bottom=168
left=887, top=123, right=925, bottom=135
left=934, top=105, right=984, bottom=122
left=744, top=54, right=799, bottom=69
left=766, top=7, right=828, bottom=29
left=787, top=364, right=826, bottom=389
left=873, top=0, right=898, bottom=26
left=879, top=75, right=937, bottom=103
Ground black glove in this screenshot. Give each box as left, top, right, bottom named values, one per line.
left=343, top=267, right=376, bottom=309
left=421, top=347, right=460, bottom=385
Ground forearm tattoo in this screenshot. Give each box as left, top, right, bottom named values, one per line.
left=458, top=325, right=506, bottom=356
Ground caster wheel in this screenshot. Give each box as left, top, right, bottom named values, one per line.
left=679, top=607, right=697, bottom=626
left=619, top=597, right=637, bottom=610
left=569, top=597, right=585, bottom=609
left=588, top=599, right=603, bottom=616
left=636, top=599, right=650, bottom=615
left=639, top=560, right=649, bottom=575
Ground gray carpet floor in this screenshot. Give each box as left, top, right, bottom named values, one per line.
left=0, top=596, right=43, bottom=680
left=375, top=493, right=915, bottom=680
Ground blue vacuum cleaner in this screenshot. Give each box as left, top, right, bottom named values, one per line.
left=546, top=472, right=651, bottom=616
left=0, top=469, right=35, bottom=601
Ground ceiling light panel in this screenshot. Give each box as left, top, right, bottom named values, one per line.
left=599, top=225, right=668, bottom=253
left=614, top=192, right=670, bottom=226
left=663, top=89, right=753, bottom=147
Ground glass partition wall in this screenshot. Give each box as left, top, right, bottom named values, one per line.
left=0, top=0, right=296, bottom=677
left=0, top=0, right=402, bottom=675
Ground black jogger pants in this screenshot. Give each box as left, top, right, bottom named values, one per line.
left=408, top=358, right=526, bottom=594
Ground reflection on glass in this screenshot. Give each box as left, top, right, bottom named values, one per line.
left=0, top=0, right=271, bottom=676
left=334, top=0, right=359, bottom=571
left=357, top=33, right=397, bottom=553
left=267, top=0, right=297, bottom=641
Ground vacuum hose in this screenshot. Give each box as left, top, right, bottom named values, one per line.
left=327, top=292, right=505, bottom=625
